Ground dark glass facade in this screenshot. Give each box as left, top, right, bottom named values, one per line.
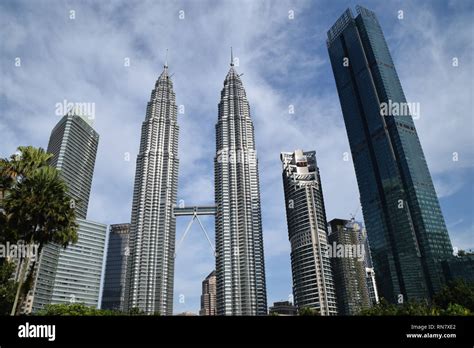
left=327, top=6, right=453, bottom=302
left=442, top=254, right=474, bottom=284
left=102, top=223, right=130, bottom=311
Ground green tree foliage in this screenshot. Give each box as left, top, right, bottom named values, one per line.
left=432, top=279, right=474, bottom=312
left=0, top=146, right=78, bottom=315
left=4, top=166, right=78, bottom=247
left=298, top=307, right=321, bottom=316
left=0, top=260, right=18, bottom=315
left=359, top=281, right=474, bottom=316
left=129, top=307, right=147, bottom=316
left=36, top=303, right=122, bottom=316
left=35, top=303, right=154, bottom=316
left=359, top=299, right=440, bottom=316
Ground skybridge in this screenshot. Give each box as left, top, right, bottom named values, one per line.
left=173, top=205, right=216, bottom=258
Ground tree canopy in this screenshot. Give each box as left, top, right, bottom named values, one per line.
left=359, top=280, right=473, bottom=316
left=0, top=146, right=78, bottom=315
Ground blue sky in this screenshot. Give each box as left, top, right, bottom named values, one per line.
left=1, top=0, right=473, bottom=314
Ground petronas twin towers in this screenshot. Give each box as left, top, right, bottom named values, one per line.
left=124, top=64, right=179, bottom=315
left=215, top=59, right=267, bottom=315
left=124, top=53, right=267, bottom=315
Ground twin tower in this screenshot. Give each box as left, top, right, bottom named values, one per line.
left=123, top=55, right=267, bottom=315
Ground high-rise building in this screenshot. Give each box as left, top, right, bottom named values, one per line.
left=46, top=114, right=99, bottom=219
left=50, top=219, right=106, bottom=307
left=441, top=253, right=474, bottom=284
left=269, top=301, right=298, bottom=316
left=281, top=150, right=337, bottom=315
left=124, top=62, right=179, bottom=315
left=199, top=270, right=216, bottom=316
left=30, top=114, right=106, bottom=313
left=214, top=52, right=267, bottom=315
left=31, top=219, right=107, bottom=312
left=328, top=219, right=371, bottom=315
left=327, top=6, right=453, bottom=302
left=102, top=223, right=130, bottom=311
left=27, top=244, right=60, bottom=312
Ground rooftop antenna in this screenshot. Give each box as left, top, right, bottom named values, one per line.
left=230, top=46, right=234, bottom=66
left=164, top=48, right=168, bottom=68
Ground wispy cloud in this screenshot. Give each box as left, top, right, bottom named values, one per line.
left=1, top=0, right=472, bottom=313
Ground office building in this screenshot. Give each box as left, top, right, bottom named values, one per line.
left=327, top=6, right=453, bottom=302
left=30, top=113, right=105, bottom=312
left=102, top=223, right=130, bottom=311
left=199, top=270, right=216, bottom=316
left=269, top=301, right=298, bottom=316
left=442, top=253, right=474, bottom=284
left=32, top=219, right=107, bottom=311
left=46, top=114, right=99, bottom=219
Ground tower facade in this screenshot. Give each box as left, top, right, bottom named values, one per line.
left=214, top=55, right=267, bottom=315
left=327, top=6, right=453, bottom=302
left=199, top=270, right=217, bottom=316
left=328, top=218, right=371, bottom=315
left=50, top=219, right=107, bottom=308
left=46, top=114, right=99, bottom=219
left=31, top=114, right=105, bottom=313
left=124, top=64, right=179, bottom=315
left=281, top=150, right=338, bottom=315
left=102, top=223, right=130, bottom=311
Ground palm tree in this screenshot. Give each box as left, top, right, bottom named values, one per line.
left=0, top=146, right=78, bottom=315
left=1, top=146, right=53, bottom=182
left=1, top=146, right=55, bottom=245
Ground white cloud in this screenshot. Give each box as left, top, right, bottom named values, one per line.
left=1, top=0, right=472, bottom=312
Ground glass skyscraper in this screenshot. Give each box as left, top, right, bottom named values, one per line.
left=30, top=114, right=106, bottom=312
left=327, top=6, right=453, bottom=303
left=46, top=114, right=99, bottom=219
left=102, top=223, right=130, bottom=311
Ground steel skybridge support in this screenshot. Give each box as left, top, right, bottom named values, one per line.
left=173, top=206, right=216, bottom=258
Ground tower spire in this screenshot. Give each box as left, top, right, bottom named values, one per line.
left=215, top=48, right=267, bottom=316
left=126, top=43, right=179, bottom=315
